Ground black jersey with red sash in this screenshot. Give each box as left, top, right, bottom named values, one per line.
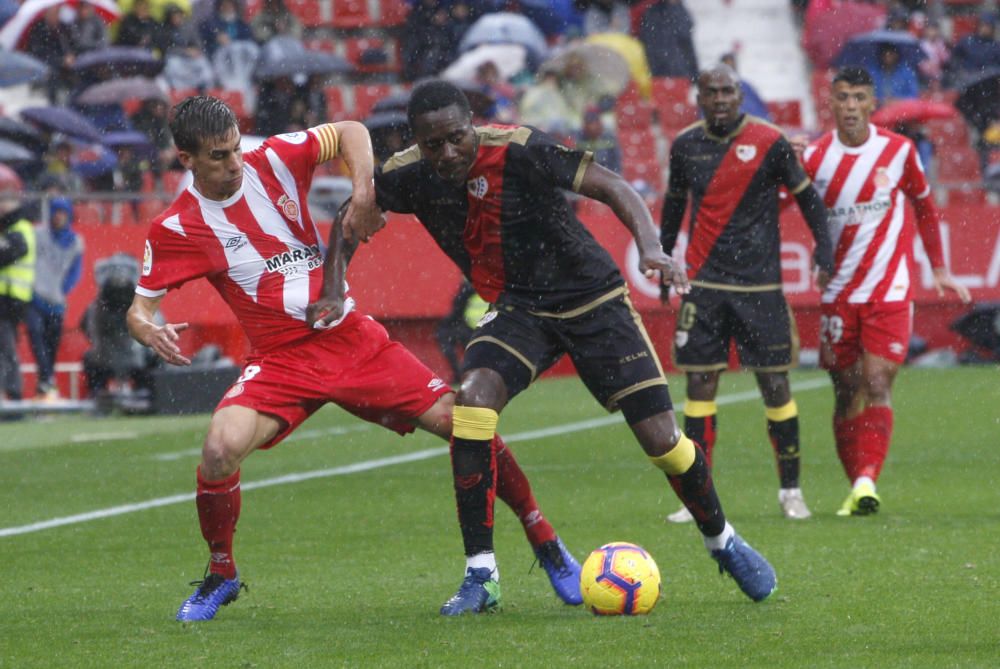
left=667, top=115, right=810, bottom=287
left=375, top=125, right=623, bottom=312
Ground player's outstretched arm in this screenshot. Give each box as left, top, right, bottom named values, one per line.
left=328, top=120, right=383, bottom=242
left=308, top=199, right=362, bottom=328
left=577, top=162, right=689, bottom=295
left=126, top=293, right=191, bottom=366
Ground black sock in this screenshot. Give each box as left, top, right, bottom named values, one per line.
left=667, top=446, right=726, bottom=537
left=768, top=416, right=800, bottom=489
left=450, top=437, right=496, bottom=556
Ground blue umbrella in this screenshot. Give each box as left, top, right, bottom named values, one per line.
left=0, top=49, right=49, bottom=86
left=0, top=0, right=17, bottom=26
left=459, top=12, right=549, bottom=66
left=518, top=0, right=583, bottom=37
left=0, top=117, right=45, bottom=152
left=833, top=30, right=927, bottom=70
left=254, top=48, right=352, bottom=80
left=21, top=106, right=103, bottom=143
left=73, top=47, right=164, bottom=78
left=70, top=145, right=118, bottom=179
left=103, top=130, right=152, bottom=148
left=0, top=137, right=36, bottom=162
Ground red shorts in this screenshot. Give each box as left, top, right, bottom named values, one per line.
left=216, top=311, right=451, bottom=449
left=819, top=301, right=913, bottom=370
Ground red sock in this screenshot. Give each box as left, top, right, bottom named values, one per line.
left=858, top=406, right=894, bottom=482
left=833, top=413, right=866, bottom=482
left=196, top=467, right=241, bottom=579
left=493, top=435, right=556, bottom=548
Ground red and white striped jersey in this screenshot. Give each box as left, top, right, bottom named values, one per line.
left=802, top=124, right=944, bottom=304
left=136, top=125, right=354, bottom=353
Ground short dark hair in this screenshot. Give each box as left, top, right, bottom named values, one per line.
left=833, top=66, right=874, bottom=88
left=169, top=96, right=239, bottom=153
left=406, top=79, right=471, bottom=127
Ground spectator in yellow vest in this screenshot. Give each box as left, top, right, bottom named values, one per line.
left=0, top=166, right=36, bottom=403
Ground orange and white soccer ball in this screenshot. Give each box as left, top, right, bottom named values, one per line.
left=580, top=542, right=661, bottom=615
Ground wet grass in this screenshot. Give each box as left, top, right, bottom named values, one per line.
left=1, top=367, right=997, bottom=668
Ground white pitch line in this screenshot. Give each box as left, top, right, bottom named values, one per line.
left=1, top=378, right=829, bottom=539
left=152, top=424, right=373, bottom=461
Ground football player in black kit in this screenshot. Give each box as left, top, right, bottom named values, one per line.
left=660, top=65, right=833, bottom=523
left=310, top=79, right=778, bottom=614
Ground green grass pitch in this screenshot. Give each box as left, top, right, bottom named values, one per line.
left=1, top=367, right=998, bottom=668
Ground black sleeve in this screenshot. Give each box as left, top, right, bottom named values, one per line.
left=793, top=185, right=834, bottom=274
left=772, top=135, right=811, bottom=192
left=0, top=229, right=28, bottom=267
left=374, top=165, right=414, bottom=214
left=520, top=128, right=593, bottom=192
left=660, top=140, right=690, bottom=255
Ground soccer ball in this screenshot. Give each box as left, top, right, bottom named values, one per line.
left=580, top=542, right=661, bottom=615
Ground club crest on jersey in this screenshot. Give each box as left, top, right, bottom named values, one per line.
left=735, top=144, right=757, bottom=162
left=467, top=176, right=489, bottom=199
left=874, top=167, right=892, bottom=190
left=277, top=194, right=300, bottom=221
left=674, top=331, right=688, bottom=348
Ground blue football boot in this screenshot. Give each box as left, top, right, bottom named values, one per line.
left=176, top=572, right=246, bottom=621
left=710, top=534, right=777, bottom=602
left=439, top=567, right=501, bottom=616
left=534, top=537, right=583, bottom=605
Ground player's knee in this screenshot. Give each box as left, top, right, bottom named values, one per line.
left=456, top=368, right=506, bottom=410
left=202, top=426, right=248, bottom=478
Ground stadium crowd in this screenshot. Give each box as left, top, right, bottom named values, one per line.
left=0, top=0, right=996, bottom=405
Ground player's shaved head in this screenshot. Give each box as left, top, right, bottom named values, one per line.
left=696, top=65, right=744, bottom=133
left=407, top=80, right=472, bottom=128
left=697, top=65, right=740, bottom=90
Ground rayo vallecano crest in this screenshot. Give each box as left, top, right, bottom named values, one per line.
left=735, top=144, right=757, bottom=162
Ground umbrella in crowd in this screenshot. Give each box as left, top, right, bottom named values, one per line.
left=70, top=143, right=117, bottom=178
left=0, top=137, right=37, bottom=162
left=459, top=12, right=549, bottom=66
left=955, top=68, right=1000, bottom=132
left=0, top=0, right=120, bottom=50
left=985, top=162, right=1000, bottom=192
left=832, top=30, right=927, bottom=70
left=802, top=0, right=885, bottom=69
left=73, top=46, right=164, bottom=79
left=0, top=0, right=18, bottom=26
left=871, top=99, right=958, bottom=127
left=517, top=0, right=582, bottom=37
left=370, top=92, right=411, bottom=115
left=443, top=43, right=528, bottom=83
left=102, top=130, right=152, bottom=148
left=76, top=77, right=167, bottom=106
left=21, top=106, right=103, bottom=143
left=0, top=117, right=46, bottom=152
left=254, top=47, right=352, bottom=81
left=0, top=50, right=49, bottom=87
left=363, top=110, right=410, bottom=162
left=541, top=42, right=631, bottom=100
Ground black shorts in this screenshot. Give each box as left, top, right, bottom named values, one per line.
left=463, top=287, right=672, bottom=417
left=672, top=285, right=798, bottom=372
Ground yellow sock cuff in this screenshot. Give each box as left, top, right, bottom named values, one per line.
left=452, top=406, right=499, bottom=441
left=684, top=400, right=718, bottom=418
left=765, top=400, right=798, bottom=423
left=649, top=434, right=697, bottom=475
